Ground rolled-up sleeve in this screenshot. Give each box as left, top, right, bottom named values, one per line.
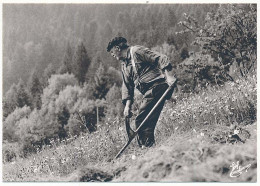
left=157, top=54, right=173, bottom=71
left=121, top=67, right=134, bottom=105
left=136, top=47, right=172, bottom=71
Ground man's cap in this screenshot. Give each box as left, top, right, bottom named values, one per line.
left=107, top=37, right=127, bottom=52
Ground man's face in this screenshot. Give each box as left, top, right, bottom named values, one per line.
left=110, top=46, right=123, bottom=61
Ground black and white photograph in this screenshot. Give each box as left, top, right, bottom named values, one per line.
left=1, top=0, right=257, bottom=183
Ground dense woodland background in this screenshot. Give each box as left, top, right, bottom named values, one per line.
left=2, top=4, right=256, bottom=159
left=3, top=4, right=219, bottom=93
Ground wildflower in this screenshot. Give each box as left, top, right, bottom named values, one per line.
left=33, top=168, right=38, bottom=173
left=234, top=129, right=240, bottom=135
left=171, top=110, right=177, bottom=114
left=230, top=82, right=235, bottom=86
left=204, top=121, right=209, bottom=125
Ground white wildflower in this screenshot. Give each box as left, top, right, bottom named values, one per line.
left=234, top=129, right=240, bottom=135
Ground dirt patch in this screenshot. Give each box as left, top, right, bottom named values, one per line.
left=66, top=167, right=113, bottom=182
left=211, top=125, right=251, bottom=144
left=79, top=168, right=113, bottom=182
left=141, top=162, right=173, bottom=180
left=113, top=166, right=127, bottom=177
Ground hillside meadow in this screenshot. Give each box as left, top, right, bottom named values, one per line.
left=2, top=3, right=257, bottom=182
left=2, top=73, right=256, bottom=182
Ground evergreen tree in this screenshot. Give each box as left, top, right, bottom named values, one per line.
left=3, top=84, right=18, bottom=119
left=115, top=12, right=125, bottom=35
left=122, top=11, right=132, bottom=38
left=72, top=42, right=91, bottom=84
left=93, top=63, right=111, bottom=100
left=27, top=69, right=43, bottom=109
left=80, top=22, right=89, bottom=40
left=85, top=52, right=102, bottom=82
left=86, top=20, right=99, bottom=56
left=59, top=42, right=73, bottom=74
left=98, top=21, right=113, bottom=52
left=40, top=36, right=56, bottom=70
left=3, top=78, right=31, bottom=119
left=16, top=79, right=31, bottom=108
left=57, top=107, right=70, bottom=138
left=107, top=66, right=122, bottom=87
left=42, top=63, right=56, bottom=88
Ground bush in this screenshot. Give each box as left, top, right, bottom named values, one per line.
left=3, top=79, right=31, bottom=119
left=175, top=52, right=233, bottom=93
left=42, top=73, right=78, bottom=104
left=65, top=116, right=88, bottom=136
left=105, top=84, right=123, bottom=119
left=152, top=42, right=182, bottom=66
left=15, top=109, right=52, bottom=156
left=2, top=142, right=20, bottom=163
left=3, top=106, right=31, bottom=142
left=177, top=4, right=257, bottom=77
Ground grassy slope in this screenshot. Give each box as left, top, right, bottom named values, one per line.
left=2, top=74, right=257, bottom=182
left=111, top=123, right=256, bottom=182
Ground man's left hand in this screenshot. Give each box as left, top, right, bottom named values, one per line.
left=164, top=69, right=177, bottom=86
left=166, top=75, right=177, bottom=86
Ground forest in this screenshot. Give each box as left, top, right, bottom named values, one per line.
left=2, top=3, right=256, bottom=171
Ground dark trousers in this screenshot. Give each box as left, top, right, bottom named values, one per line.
left=135, top=83, right=171, bottom=147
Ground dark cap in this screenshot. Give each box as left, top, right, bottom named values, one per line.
left=107, top=37, right=127, bottom=52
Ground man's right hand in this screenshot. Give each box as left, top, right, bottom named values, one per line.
left=124, top=100, right=132, bottom=118
left=124, top=100, right=133, bottom=117
left=124, top=105, right=132, bottom=117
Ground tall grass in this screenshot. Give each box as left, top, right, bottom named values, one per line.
left=3, top=74, right=256, bottom=181
left=156, top=74, right=256, bottom=142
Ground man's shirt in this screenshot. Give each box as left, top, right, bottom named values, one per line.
left=121, top=45, right=172, bottom=104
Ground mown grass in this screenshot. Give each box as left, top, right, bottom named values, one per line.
left=114, top=122, right=257, bottom=182
left=2, top=74, right=256, bottom=181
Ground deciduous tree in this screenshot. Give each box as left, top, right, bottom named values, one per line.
left=177, top=4, right=257, bottom=77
